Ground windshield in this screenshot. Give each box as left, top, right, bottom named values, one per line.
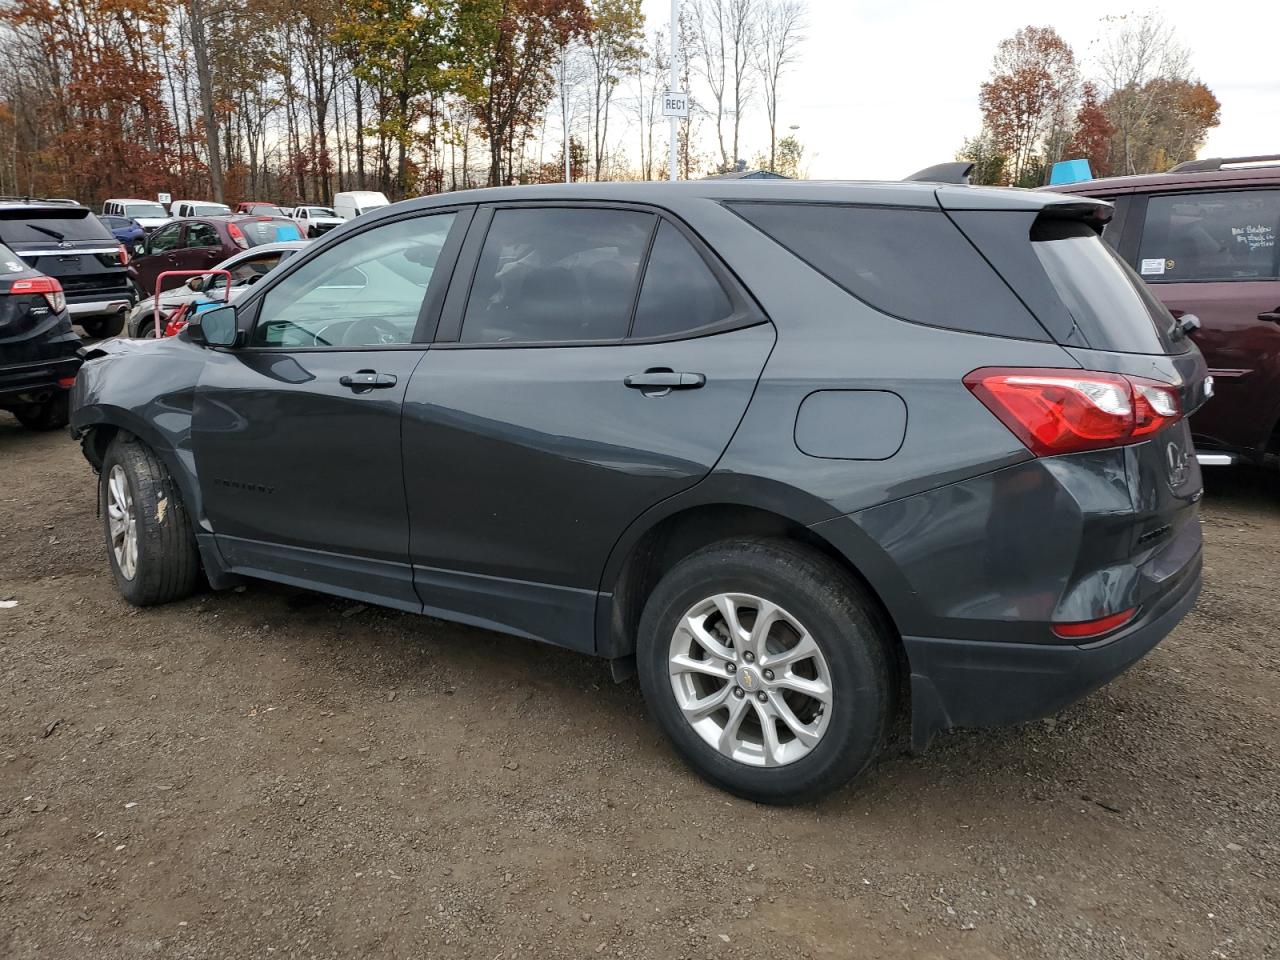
left=0, top=209, right=115, bottom=244
left=1033, top=219, right=1187, bottom=355
left=190, top=203, right=230, bottom=216
left=124, top=203, right=168, bottom=219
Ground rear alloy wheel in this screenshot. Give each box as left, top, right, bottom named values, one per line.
left=638, top=538, right=894, bottom=805
left=100, top=436, right=199, bottom=605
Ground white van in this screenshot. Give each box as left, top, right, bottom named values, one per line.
left=169, top=200, right=231, bottom=218
left=334, top=191, right=390, bottom=221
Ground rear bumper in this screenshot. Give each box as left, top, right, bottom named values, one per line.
left=0, top=354, right=82, bottom=402
left=905, top=550, right=1201, bottom=749
left=67, top=297, right=132, bottom=320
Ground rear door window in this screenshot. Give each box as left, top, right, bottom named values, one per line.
left=186, top=222, right=221, bottom=248
left=461, top=207, right=652, bottom=344
left=727, top=201, right=1043, bottom=340
left=148, top=223, right=183, bottom=253
left=1137, top=190, right=1280, bottom=282
left=631, top=221, right=735, bottom=339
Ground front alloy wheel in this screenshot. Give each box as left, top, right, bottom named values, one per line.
left=105, top=463, right=138, bottom=580
left=669, top=593, right=832, bottom=767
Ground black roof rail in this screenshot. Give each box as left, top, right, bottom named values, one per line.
left=1167, top=154, right=1280, bottom=173
left=903, top=161, right=975, bottom=185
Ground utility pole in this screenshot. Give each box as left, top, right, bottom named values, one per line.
left=560, top=43, right=571, bottom=184
left=668, top=0, right=679, bottom=181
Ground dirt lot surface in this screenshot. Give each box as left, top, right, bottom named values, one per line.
left=1, top=417, right=1278, bottom=960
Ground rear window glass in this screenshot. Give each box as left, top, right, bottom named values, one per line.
left=0, top=243, right=26, bottom=272
left=727, top=201, right=1043, bottom=340
left=1138, top=190, right=1279, bottom=282
left=124, top=203, right=168, bottom=219
left=1033, top=219, right=1186, bottom=354
left=0, top=209, right=114, bottom=244
left=240, top=219, right=302, bottom=245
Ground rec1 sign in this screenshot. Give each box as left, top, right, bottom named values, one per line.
left=662, top=92, right=689, bottom=119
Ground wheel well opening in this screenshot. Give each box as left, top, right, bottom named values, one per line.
left=82, top=424, right=120, bottom=471
left=606, top=504, right=902, bottom=664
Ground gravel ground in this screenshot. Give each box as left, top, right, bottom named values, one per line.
left=1, top=415, right=1277, bottom=960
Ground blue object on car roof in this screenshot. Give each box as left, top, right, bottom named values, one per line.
left=1049, top=159, right=1093, bottom=185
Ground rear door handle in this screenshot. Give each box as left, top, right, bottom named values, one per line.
left=339, top=370, right=398, bottom=390
left=624, top=370, right=706, bottom=390
left=1259, top=310, right=1280, bottom=323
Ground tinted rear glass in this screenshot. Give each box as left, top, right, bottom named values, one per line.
left=0, top=208, right=114, bottom=244
left=1032, top=218, right=1186, bottom=354
left=1137, top=190, right=1279, bottom=282
left=727, top=201, right=1044, bottom=340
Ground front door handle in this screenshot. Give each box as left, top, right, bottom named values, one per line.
left=624, top=369, right=706, bottom=391
left=339, top=370, right=398, bottom=390
left=1259, top=309, right=1280, bottom=323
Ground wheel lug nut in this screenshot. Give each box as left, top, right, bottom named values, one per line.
left=732, top=686, right=745, bottom=699
left=743, top=651, right=755, bottom=663
left=726, top=662, right=736, bottom=673
left=762, top=669, right=774, bottom=682
left=756, top=691, right=768, bottom=703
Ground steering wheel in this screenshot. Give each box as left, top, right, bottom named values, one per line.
left=343, top=315, right=406, bottom=346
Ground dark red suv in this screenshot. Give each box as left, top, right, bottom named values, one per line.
left=1050, top=155, right=1280, bottom=467
left=129, top=216, right=304, bottom=295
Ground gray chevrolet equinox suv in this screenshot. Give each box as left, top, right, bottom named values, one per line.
left=70, top=181, right=1208, bottom=804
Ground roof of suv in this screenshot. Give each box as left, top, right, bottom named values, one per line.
left=1049, top=156, right=1280, bottom=196
left=390, top=180, right=1109, bottom=215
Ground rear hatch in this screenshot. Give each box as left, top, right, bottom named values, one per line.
left=942, top=190, right=1207, bottom=584
left=0, top=244, right=80, bottom=367
left=0, top=205, right=132, bottom=305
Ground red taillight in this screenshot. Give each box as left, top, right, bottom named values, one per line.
left=117, top=242, right=129, bottom=266
left=11, top=276, right=66, bottom=313
left=964, top=367, right=1181, bottom=457
left=227, top=222, right=249, bottom=249
left=57, top=376, right=76, bottom=388
left=1052, top=607, right=1138, bottom=640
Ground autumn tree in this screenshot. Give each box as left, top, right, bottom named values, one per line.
left=979, top=25, right=1077, bottom=186
left=1065, top=81, right=1113, bottom=177
left=584, top=0, right=643, bottom=180
left=753, top=0, right=804, bottom=174
left=693, top=0, right=758, bottom=172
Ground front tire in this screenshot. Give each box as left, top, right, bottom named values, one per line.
left=637, top=538, right=895, bottom=805
left=100, top=436, right=199, bottom=606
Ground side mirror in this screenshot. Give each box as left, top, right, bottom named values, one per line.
left=186, top=276, right=205, bottom=291
left=189, top=304, right=241, bottom=348
left=133, top=241, right=146, bottom=256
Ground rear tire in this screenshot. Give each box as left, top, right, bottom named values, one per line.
left=637, top=538, right=895, bottom=805
left=100, top=436, right=199, bottom=606
left=81, top=312, right=125, bottom=339
left=12, top=393, right=69, bottom=430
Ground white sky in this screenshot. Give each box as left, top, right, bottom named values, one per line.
left=636, top=0, right=1280, bottom=179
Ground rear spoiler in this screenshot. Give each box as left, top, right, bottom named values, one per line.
left=904, top=162, right=974, bottom=185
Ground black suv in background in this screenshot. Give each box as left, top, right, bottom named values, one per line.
left=0, top=244, right=80, bottom=429
left=0, top=200, right=134, bottom=338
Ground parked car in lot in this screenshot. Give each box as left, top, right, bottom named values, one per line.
left=101, top=199, right=171, bottom=233
left=334, top=190, right=389, bottom=220
left=292, top=205, right=344, bottom=237
left=129, top=216, right=304, bottom=296
left=235, top=202, right=286, bottom=216
left=100, top=215, right=147, bottom=252
left=169, top=200, right=231, bottom=218
left=0, top=246, right=80, bottom=429
left=1048, top=154, right=1280, bottom=467
left=0, top=200, right=134, bottom=337
left=125, top=240, right=309, bottom=338
left=70, top=181, right=1207, bottom=803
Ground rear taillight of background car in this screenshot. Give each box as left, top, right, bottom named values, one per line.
left=117, top=242, right=129, bottom=266
left=10, top=276, right=67, bottom=313
left=228, top=222, right=249, bottom=249
left=964, top=367, right=1181, bottom=457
